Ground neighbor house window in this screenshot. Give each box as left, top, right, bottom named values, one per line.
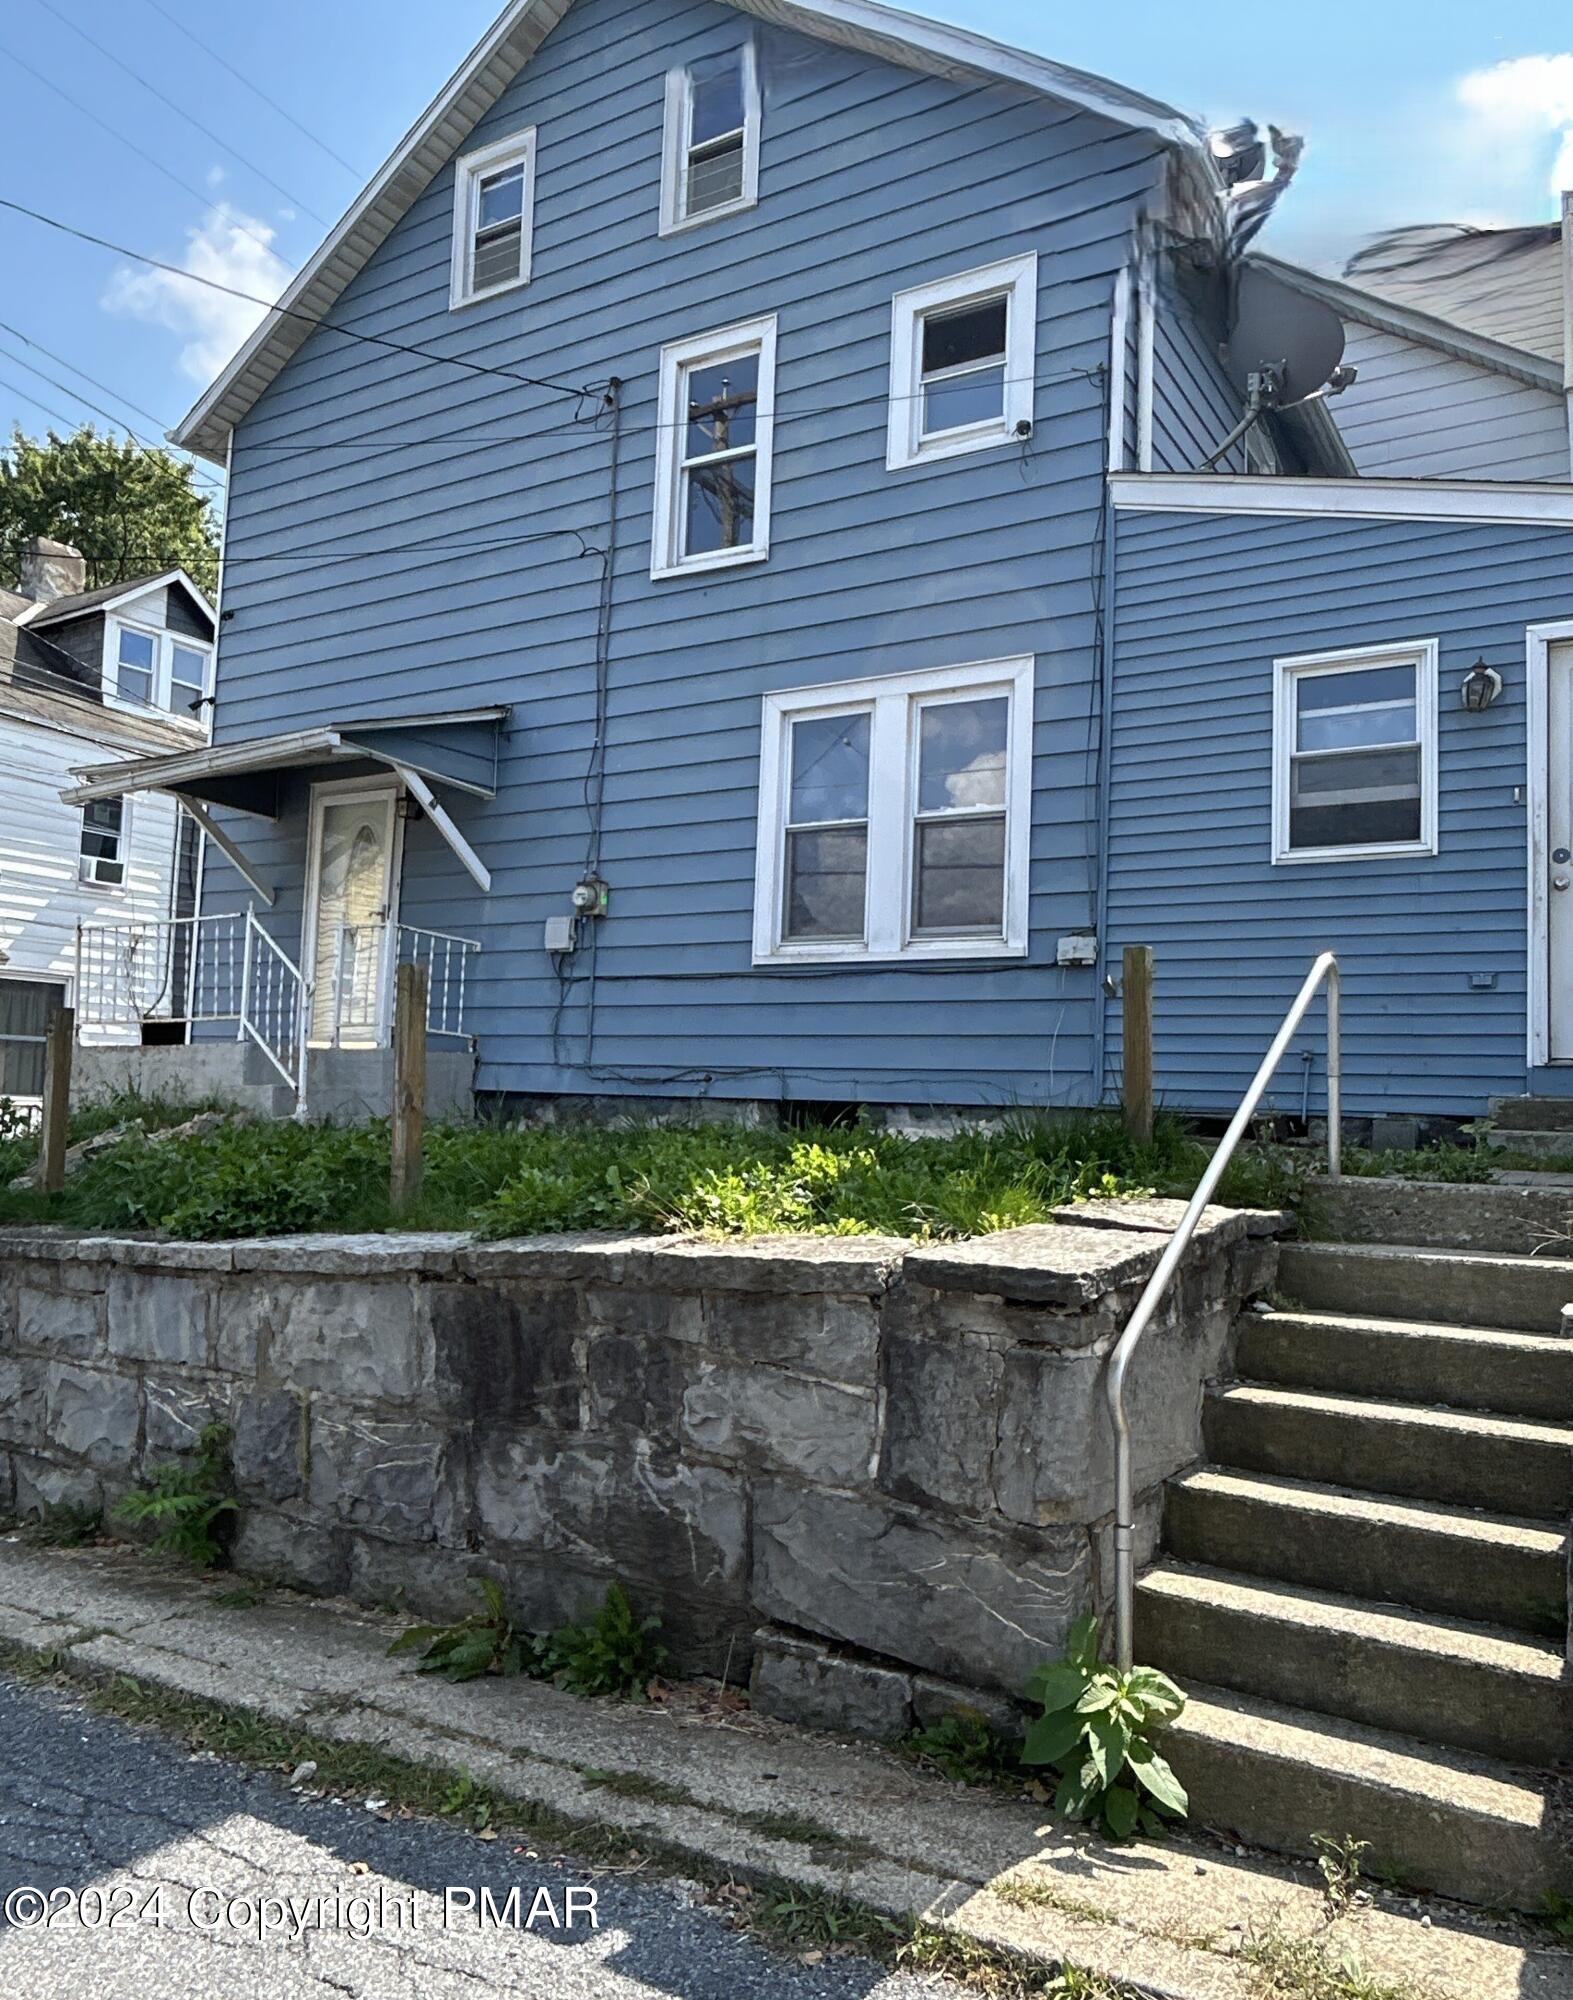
left=105, top=620, right=211, bottom=717
left=659, top=44, right=759, bottom=234
left=651, top=315, right=776, bottom=577
left=1273, top=642, right=1439, bottom=862
left=79, top=797, right=126, bottom=886
left=887, top=253, right=1038, bottom=470
left=0, top=978, right=64, bottom=1098
left=753, top=657, right=1033, bottom=962
left=450, top=130, right=536, bottom=307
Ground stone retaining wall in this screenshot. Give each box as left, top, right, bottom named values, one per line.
left=0, top=1201, right=1283, bottom=1733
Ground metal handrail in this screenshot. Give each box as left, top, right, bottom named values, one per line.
left=1105, top=950, right=1342, bottom=1671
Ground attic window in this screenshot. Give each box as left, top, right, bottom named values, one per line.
left=660, top=45, right=759, bottom=234
left=887, top=254, right=1038, bottom=470
left=451, top=131, right=536, bottom=307
left=104, top=617, right=212, bottom=717
left=115, top=625, right=156, bottom=704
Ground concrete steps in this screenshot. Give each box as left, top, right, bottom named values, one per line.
left=1142, top=1216, right=1573, bottom=1908
left=1164, top=1683, right=1565, bottom=1911
left=1277, top=1239, right=1573, bottom=1332
left=1203, top=1382, right=1573, bottom=1517
left=1236, top=1307, right=1573, bottom=1420
left=1137, top=1562, right=1568, bottom=1765
left=1163, top=1467, right=1568, bottom=1637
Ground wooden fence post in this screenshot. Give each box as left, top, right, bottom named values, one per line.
left=390, top=962, right=427, bottom=1215
left=1121, top=945, right=1153, bottom=1146
left=39, top=1007, right=75, bottom=1194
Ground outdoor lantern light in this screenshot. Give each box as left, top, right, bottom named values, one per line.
left=1460, top=657, right=1502, bottom=711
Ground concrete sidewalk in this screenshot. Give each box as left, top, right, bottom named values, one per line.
left=0, top=1535, right=1565, bottom=2000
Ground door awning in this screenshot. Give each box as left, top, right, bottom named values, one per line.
left=62, top=707, right=506, bottom=899
left=62, top=706, right=507, bottom=815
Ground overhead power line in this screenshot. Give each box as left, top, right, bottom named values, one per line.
left=0, top=196, right=600, bottom=407
left=29, top=0, right=332, bottom=227
left=0, top=39, right=285, bottom=262
left=136, top=0, right=365, bottom=180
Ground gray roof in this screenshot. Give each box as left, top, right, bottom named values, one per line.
left=1341, top=224, right=1564, bottom=365
left=24, top=569, right=215, bottom=633
left=0, top=587, right=204, bottom=750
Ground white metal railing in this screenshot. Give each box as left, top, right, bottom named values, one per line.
left=319, top=921, right=479, bottom=1045
left=1104, top=951, right=1342, bottom=1671
left=75, top=912, right=247, bottom=1030
left=240, top=908, right=307, bottom=1091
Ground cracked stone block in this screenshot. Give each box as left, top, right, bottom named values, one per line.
left=879, top=1330, right=1003, bottom=1511
left=582, top=1286, right=703, bottom=1344
left=700, top=1292, right=877, bottom=1385
left=266, top=1279, right=427, bottom=1402
left=213, top=1285, right=272, bottom=1376
left=308, top=1410, right=466, bottom=1544
left=231, top=1508, right=347, bottom=1595
left=750, top=1628, right=914, bottom=1738
left=231, top=1389, right=306, bottom=1504
left=347, top=1535, right=495, bottom=1625
left=12, top=1453, right=102, bottom=1521
left=752, top=1480, right=1090, bottom=1695
left=15, top=1284, right=103, bottom=1358
left=992, top=1302, right=1231, bottom=1527
left=106, top=1270, right=210, bottom=1367
left=143, top=1375, right=232, bottom=1459
left=428, top=1282, right=581, bottom=1428
left=0, top=1356, right=47, bottom=1450
left=911, top=1673, right=1027, bottom=1744
left=681, top=1358, right=877, bottom=1486
left=45, top=1363, right=140, bottom=1469
left=0, top=1452, right=12, bottom=1514
left=584, top=1331, right=690, bottom=1447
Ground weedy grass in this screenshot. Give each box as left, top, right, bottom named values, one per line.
left=113, top=1423, right=237, bottom=1568
left=390, top=1580, right=668, bottom=1701
left=0, top=1102, right=1310, bottom=1241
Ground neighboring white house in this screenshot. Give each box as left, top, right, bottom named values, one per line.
left=0, top=538, right=214, bottom=1099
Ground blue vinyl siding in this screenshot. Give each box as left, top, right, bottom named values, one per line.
left=1150, top=269, right=1242, bottom=474
left=1334, top=325, right=1569, bottom=482
left=1104, top=507, right=1573, bottom=1119
left=203, top=0, right=1185, bottom=1108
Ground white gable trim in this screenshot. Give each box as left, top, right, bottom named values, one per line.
left=1109, top=471, right=1573, bottom=529
left=170, top=0, right=1203, bottom=463
left=16, top=568, right=218, bottom=631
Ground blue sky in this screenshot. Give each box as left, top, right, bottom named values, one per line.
left=3, top=0, right=1572, bottom=513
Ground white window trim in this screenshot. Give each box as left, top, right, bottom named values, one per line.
left=100, top=617, right=213, bottom=721
left=651, top=313, right=777, bottom=580
left=886, top=252, right=1038, bottom=472
left=752, top=655, right=1034, bottom=965
left=449, top=128, right=537, bottom=309
left=658, top=42, right=760, bottom=237
left=78, top=795, right=130, bottom=889
left=1271, top=639, right=1439, bottom=866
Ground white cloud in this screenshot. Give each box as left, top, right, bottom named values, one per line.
left=1457, top=53, right=1573, bottom=204
left=104, top=202, right=293, bottom=386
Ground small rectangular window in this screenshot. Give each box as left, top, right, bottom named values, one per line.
left=652, top=316, right=776, bottom=578
left=169, top=641, right=208, bottom=715
left=887, top=254, right=1037, bottom=470
left=450, top=131, right=536, bottom=308
left=754, top=658, right=1033, bottom=963
left=116, top=625, right=155, bottom=705
left=1273, top=643, right=1438, bottom=862
left=660, top=44, right=759, bottom=234
left=80, top=797, right=126, bottom=886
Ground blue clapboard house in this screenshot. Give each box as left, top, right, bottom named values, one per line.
left=65, top=0, right=1573, bottom=1127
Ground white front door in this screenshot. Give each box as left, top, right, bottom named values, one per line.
left=1551, top=641, right=1573, bottom=1060
left=305, top=783, right=399, bottom=1046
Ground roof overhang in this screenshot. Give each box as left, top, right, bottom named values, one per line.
left=171, top=0, right=1206, bottom=463
left=1110, top=470, right=1573, bottom=528
left=1249, top=254, right=1563, bottom=394
left=17, top=567, right=218, bottom=632
left=62, top=706, right=508, bottom=814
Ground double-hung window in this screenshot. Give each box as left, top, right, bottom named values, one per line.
left=652, top=315, right=776, bottom=577
left=660, top=44, right=760, bottom=233
left=79, top=797, right=126, bottom=887
left=887, top=253, right=1038, bottom=469
left=450, top=130, right=536, bottom=307
left=105, top=619, right=212, bottom=718
left=1273, top=641, right=1438, bottom=862
left=754, top=657, right=1033, bottom=962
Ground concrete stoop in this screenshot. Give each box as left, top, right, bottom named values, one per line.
left=1144, top=1192, right=1573, bottom=1913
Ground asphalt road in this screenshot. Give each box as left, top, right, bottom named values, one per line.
left=0, top=1673, right=959, bottom=2000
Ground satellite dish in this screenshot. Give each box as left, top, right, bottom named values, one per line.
left=1222, top=265, right=1345, bottom=407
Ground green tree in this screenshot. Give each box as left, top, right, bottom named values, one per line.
left=0, top=425, right=220, bottom=598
